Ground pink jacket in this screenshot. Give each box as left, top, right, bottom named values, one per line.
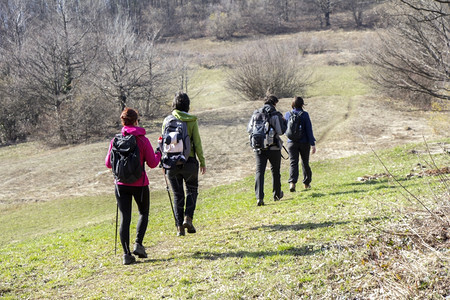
left=105, top=126, right=161, bottom=186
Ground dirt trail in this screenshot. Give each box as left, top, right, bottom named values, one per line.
left=315, top=96, right=354, bottom=144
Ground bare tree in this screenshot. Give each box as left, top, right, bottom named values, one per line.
left=6, top=0, right=96, bottom=142
left=363, top=0, right=449, bottom=107
left=341, top=0, right=380, bottom=27
left=96, top=16, right=149, bottom=112
left=307, top=0, right=340, bottom=28
left=138, top=32, right=176, bottom=117
left=95, top=15, right=170, bottom=118
left=227, top=40, right=312, bottom=101
left=0, top=0, right=30, bottom=49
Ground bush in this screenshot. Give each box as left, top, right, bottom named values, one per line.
left=226, top=40, right=312, bottom=101
left=208, top=11, right=239, bottom=40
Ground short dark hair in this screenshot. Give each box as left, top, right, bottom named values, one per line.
left=172, top=92, right=190, bottom=112
left=291, top=96, right=304, bottom=109
left=120, top=107, right=139, bottom=126
left=264, top=95, right=279, bottom=106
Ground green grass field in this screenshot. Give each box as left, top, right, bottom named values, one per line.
left=1, top=141, right=448, bottom=299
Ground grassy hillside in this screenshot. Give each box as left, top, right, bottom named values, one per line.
left=0, top=29, right=448, bottom=299
left=1, top=141, right=448, bottom=299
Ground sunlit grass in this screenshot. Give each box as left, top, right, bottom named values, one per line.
left=307, top=65, right=369, bottom=98
left=188, top=67, right=234, bottom=111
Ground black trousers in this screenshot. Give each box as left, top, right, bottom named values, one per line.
left=254, top=149, right=282, bottom=201
left=115, top=185, right=150, bottom=255
left=287, top=142, right=312, bottom=186
left=167, top=157, right=199, bottom=227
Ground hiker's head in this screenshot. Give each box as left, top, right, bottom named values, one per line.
left=121, top=107, right=139, bottom=126
left=264, top=95, right=279, bottom=106
left=173, top=92, right=190, bottom=112
left=292, top=96, right=304, bottom=110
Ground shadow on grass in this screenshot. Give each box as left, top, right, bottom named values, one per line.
left=328, top=189, right=368, bottom=196
left=190, top=245, right=320, bottom=260
left=310, top=192, right=327, bottom=198
left=250, top=220, right=350, bottom=232
left=136, top=257, right=175, bottom=265
left=343, top=182, right=398, bottom=190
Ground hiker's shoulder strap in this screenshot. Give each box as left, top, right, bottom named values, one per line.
left=164, top=114, right=177, bottom=124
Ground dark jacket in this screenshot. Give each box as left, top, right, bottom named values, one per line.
left=284, top=109, right=316, bottom=146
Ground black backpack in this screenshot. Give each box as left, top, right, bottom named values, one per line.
left=161, top=115, right=191, bottom=169
left=110, top=134, right=143, bottom=183
left=249, top=108, right=275, bottom=151
left=285, top=110, right=304, bottom=141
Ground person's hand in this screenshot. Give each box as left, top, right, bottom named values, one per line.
left=311, top=146, right=316, bottom=154
left=200, top=166, right=206, bottom=175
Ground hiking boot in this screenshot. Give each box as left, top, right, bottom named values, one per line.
left=274, top=191, right=284, bottom=201
left=257, top=199, right=264, bottom=206
left=132, top=243, right=147, bottom=258
left=183, top=216, right=196, bottom=234
left=289, top=183, right=296, bottom=192
left=177, top=225, right=185, bottom=236
left=123, top=254, right=136, bottom=265
left=304, top=184, right=311, bottom=189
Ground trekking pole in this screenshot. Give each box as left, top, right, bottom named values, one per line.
left=278, top=136, right=289, bottom=160
left=281, top=145, right=289, bottom=160
left=162, top=167, right=177, bottom=224
left=114, top=183, right=120, bottom=255
left=114, top=203, right=118, bottom=255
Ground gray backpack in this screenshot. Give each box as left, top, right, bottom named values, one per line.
left=249, top=108, right=275, bottom=151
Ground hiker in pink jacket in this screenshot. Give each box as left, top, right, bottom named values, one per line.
left=105, top=107, right=161, bottom=265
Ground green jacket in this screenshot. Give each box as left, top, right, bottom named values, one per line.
left=162, top=109, right=206, bottom=168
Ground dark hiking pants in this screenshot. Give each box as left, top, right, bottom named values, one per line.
left=167, top=157, right=199, bottom=227
left=254, top=149, right=282, bottom=201
left=287, top=142, right=312, bottom=186
left=115, top=185, right=150, bottom=255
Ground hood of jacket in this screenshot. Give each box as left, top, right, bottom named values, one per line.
left=172, top=109, right=198, bottom=123
left=263, top=103, right=277, bottom=114
left=121, top=125, right=146, bottom=136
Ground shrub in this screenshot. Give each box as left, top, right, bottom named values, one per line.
left=226, top=40, right=312, bottom=101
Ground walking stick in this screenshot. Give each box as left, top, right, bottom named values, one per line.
left=114, top=183, right=120, bottom=255
left=162, top=167, right=177, bottom=224
left=114, top=203, right=118, bottom=255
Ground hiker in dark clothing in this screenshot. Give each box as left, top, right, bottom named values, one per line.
left=247, top=95, right=287, bottom=206
left=105, top=108, right=161, bottom=265
left=161, top=92, right=206, bottom=236
left=284, top=97, right=316, bottom=192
